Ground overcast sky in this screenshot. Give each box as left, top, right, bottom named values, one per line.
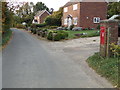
left=33, top=0, right=69, bottom=11
left=7, top=0, right=69, bottom=11
left=6, top=0, right=120, bottom=11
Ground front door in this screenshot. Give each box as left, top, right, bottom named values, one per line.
left=68, top=18, right=72, bottom=27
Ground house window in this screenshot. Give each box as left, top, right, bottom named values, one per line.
left=93, top=17, right=100, bottom=23
left=73, top=4, right=78, bottom=10
left=73, top=17, right=78, bottom=25
left=64, top=18, right=68, bottom=25
left=64, top=7, right=68, bottom=12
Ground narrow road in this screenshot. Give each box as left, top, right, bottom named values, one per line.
left=2, top=29, right=113, bottom=88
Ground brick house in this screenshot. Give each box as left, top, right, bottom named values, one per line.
left=32, top=10, right=51, bottom=24
left=62, top=1, right=107, bottom=29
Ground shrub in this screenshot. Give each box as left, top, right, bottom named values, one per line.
left=83, top=28, right=89, bottom=30
left=2, top=29, right=12, bottom=46
left=47, top=31, right=53, bottom=40
left=45, top=26, right=58, bottom=29
left=41, top=29, right=48, bottom=37
left=31, top=28, right=37, bottom=34
left=30, top=23, right=47, bottom=29
left=69, top=24, right=74, bottom=30
left=37, top=28, right=48, bottom=37
left=97, top=25, right=100, bottom=30
left=53, top=33, right=61, bottom=41
left=59, top=31, right=68, bottom=39
left=37, top=28, right=42, bottom=36
left=31, top=24, right=37, bottom=29
left=110, top=43, right=120, bottom=58
left=36, top=23, right=47, bottom=27
left=16, top=24, right=26, bottom=29
left=47, top=30, right=68, bottom=41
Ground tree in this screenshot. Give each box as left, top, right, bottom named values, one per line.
left=14, top=2, right=34, bottom=27
left=107, top=2, right=120, bottom=19
left=45, top=7, right=63, bottom=26
left=2, top=2, right=13, bottom=32
left=33, top=2, right=49, bottom=14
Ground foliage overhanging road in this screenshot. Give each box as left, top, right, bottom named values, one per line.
left=2, top=29, right=113, bottom=88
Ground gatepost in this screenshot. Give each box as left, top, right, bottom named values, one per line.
left=100, top=19, right=119, bottom=57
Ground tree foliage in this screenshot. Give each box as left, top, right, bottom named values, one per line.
left=14, top=2, right=50, bottom=27
left=107, top=2, right=120, bottom=19
left=33, top=2, right=49, bottom=13
left=14, top=2, right=34, bottom=27
left=2, top=2, right=13, bottom=32
left=45, top=7, right=63, bottom=26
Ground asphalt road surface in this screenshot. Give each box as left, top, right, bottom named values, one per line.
left=2, top=29, right=113, bottom=88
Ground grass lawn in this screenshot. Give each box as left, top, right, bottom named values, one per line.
left=87, top=53, right=120, bottom=88
left=2, top=29, right=12, bottom=46
left=65, top=30, right=100, bottom=39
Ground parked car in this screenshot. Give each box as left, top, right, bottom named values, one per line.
left=57, top=27, right=63, bottom=30
left=72, top=27, right=82, bottom=31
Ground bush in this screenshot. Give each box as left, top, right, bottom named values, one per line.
left=110, top=43, right=120, bottom=58
left=47, top=30, right=68, bottom=41
left=41, top=29, right=48, bottom=37
left=82, top=28, right=89, bottom=30
left=97, top=25, right=100, bottom=30
left=37, top=28, right=42, bottom=36
left=30, top=23, right=47, bottom=29
left=59, top=31, right=68, bottom=39
left=31, top=28, right=37, bottom=34
left=16, top=24, right=26, bottom=29
left=69, top=24, right=74, bottom=30
left=30, top=24, right=37, bottom=29
left=2, top=29, right=12, bottom=46
left=45, top=26, right=58, bottom=29
left=36, top=28, right=48, bottom=37
left=47, top=31, right=53, bottom=40
left=36, top=23, right=47, bottom=27
left=53, top=33, right=61, bottom=41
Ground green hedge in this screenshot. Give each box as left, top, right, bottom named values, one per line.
left=47, top=30, right=68, bottom=41
left=2, top=29, right=12, bottom=46
left=16, top=24, right=26, bottom=29
left=30, top=27, right=68, bottom=41
left=37, top=28, right=48, bottom=37
left=30, top=23, right=47, bottom=29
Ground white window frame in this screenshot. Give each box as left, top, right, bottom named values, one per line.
left=64, top=18, right=68, bottom=25
left=93, top=17, right=100, bottom=23
left=64, top=7, right=68, bottom=12
left=73, top=4, right=78, bottom=10
left=73, top=17, right=78, bottom=25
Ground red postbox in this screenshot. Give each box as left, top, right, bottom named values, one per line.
left=100, top=26, right=105, bottom=45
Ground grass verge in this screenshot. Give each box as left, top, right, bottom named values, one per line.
left=2, top=29, right=12, bottom=47
left=66, top=30, right=99, bottom=39
left=87, top=53, right=120, bottom=88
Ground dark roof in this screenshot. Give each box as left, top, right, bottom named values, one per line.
left=35, top=10, right=50, bottom=17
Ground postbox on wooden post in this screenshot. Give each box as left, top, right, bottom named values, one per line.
left=100, top=20, right=119, bottom=57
